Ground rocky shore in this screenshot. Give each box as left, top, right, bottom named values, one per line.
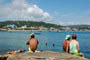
left=0, top=51, right=88, bottom=60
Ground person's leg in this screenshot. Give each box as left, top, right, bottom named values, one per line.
left=29, top=47, right=30, bottom=51
left=28, top=47, right=33, bottom=52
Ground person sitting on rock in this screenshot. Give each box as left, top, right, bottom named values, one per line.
left=6, top=49, right=25, bottom=54
left=26, top=33, right=39, bottom=52
left=63, top=35, right=71, bottom=53
left=69, top=34, right=84, bottom=57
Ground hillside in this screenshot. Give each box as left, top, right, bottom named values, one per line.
left=0, top=21, right=62, bottom=29
left=67, top=25, right=90, bottom=29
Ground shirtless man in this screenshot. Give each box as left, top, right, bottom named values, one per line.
left=27, top=34, right=39, bottom=52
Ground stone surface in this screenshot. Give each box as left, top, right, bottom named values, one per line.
left=0, top=51, right=89, bottom=60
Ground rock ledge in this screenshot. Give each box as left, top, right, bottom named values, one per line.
left=0, top=51, right=88, bottom=60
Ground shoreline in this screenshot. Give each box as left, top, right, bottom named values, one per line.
left=0, top=49, right=89, bottom=59
left=0, top=29, right=90, bottom=32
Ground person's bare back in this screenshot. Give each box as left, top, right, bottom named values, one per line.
left=29, top=38, right=38, bottom=52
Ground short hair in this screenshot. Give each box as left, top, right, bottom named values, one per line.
left=72, top=34, right=77, bottom=39
left=31, top=35, right=35, bottom=38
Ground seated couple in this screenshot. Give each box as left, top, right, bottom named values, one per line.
left=63, top=34, right=84, bottom=57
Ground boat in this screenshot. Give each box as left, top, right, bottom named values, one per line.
left=34, top=32, right=41, bottom=35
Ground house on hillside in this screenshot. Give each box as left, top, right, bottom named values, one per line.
left=21, top=25, right=27, bottom=29
left=6, top=24, right=17, bottom=28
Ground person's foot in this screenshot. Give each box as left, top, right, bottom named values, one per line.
left=80, top=53, right=84, bottom=57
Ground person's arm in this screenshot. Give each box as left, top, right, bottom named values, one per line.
left=37, top=40, right=39, bottom=44
left=26, top=40, right=29, bottom=45
left=76, top=42, right=80, bottom=52
left=66, top=41, right=69, bottom=53
left=66, top=45, right=68, bottom=53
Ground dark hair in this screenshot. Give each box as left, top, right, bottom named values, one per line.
left=67, top=38, right=70, bottom=40
left=31, top=35, right=35, bottom=38
left=72, top=34, right=77, bottom=39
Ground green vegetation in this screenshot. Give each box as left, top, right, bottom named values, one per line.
left=0, top=21, right=90, bottom=31
left=68, top=25, right=90, bottom=30
left=0, top=21, right=62, bottom=29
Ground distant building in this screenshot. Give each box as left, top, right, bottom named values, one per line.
left=63, top=27, right=71, bottom=31
left=72, top=28, right=79, bottom=31
left=6, top=24, right=16, bottom=28
left=21, top=25, right=27, bottom=29
left=50, top=27, right=56, bottom=30
left=39, top=26, right=48, bottom=30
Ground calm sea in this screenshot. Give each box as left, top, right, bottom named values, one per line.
left=0, top=31, right=90, bottom=58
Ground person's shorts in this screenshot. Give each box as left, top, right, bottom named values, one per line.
left=71, top=52, right=80, bottom=56
left=28, top=47, right=40, bottom=52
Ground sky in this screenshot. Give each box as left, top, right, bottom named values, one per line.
left=0, top=0, right=90, bottom=25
